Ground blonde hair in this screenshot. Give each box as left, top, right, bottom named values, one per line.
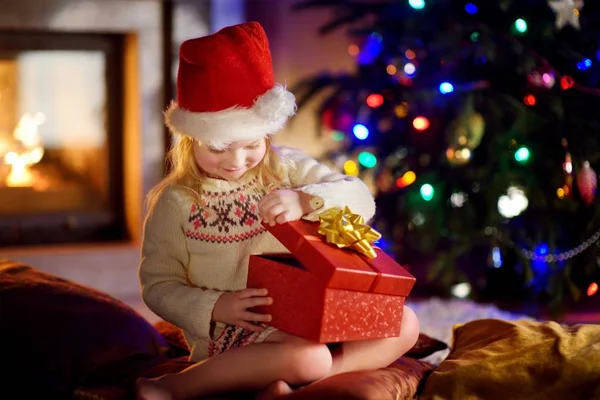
left=145, top=135, right=286, bottom=216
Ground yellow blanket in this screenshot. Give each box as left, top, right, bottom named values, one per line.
left=420, top=319, right=600, bottom=400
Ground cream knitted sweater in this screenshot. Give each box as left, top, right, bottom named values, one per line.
left=139, top=147, right=376, bottom=361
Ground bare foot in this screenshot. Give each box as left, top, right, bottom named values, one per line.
left=255, top=380, right=294, bottom=400
left=135, top=378, right=174, bottom=400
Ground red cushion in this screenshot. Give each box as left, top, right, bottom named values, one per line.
left=0, top=260, right=170, bottom=398
left=286, top=357, right=434, bottom=400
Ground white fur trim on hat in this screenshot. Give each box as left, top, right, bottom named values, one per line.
left=165, top=84, right=296, bottom=149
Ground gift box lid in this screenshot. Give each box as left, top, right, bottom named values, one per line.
left=263, top=219, right=415, bottom=296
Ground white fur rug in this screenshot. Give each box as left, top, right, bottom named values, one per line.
left=405, top=297, right=536, bottom=365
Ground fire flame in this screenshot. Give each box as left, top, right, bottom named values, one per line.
left=3, top=113, right=45, bottom=187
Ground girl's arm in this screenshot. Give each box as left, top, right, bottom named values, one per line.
left=279, top=147, right=376, bottom=222
left=139, top=188, right=222, bottom=341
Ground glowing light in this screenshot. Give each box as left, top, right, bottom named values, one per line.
left=343, top=160, right=359, bottom=176
left=498, top=187, right=528, bottom=218
left=450, top=192, right=467, bottom=208
left=536, top=244, right=549, bottom=255
left=465, top=3, right=478, bottom=14
left=396, top=171, right=416, bottom=188
left=412, top=116, right=430, bottom=131
left=451, top=283, right=471, bottom=298
left=404, top=63, right=416, bottom=75
left=394, top=102, right=409, bottom=118
left=348, top=44, right=360, bottom=56
left=366, top=94, right=384, bottom=108
left=492, top=247, right=503, bottom=268
left=577, top=58, right=592, bottom=71
left=588, top=282, right=598, bottom=296
left=420, top=183, right=434, bottom=201
left=357, top=151, right=377, bottom=168
left=439, top=82, right=454, bottom=94
left=557, top=187, right=565, bottom=199
left=524, top=94, right=536, bottom=106
left=386, top=64, right=397, bottom=75
left=353, top=124, right=369, bottom=140
left=358, top=33, right=383, bottom=65
left=542, top=73, right=555, bottom=88
left=514, top=19, right=528, bottom=33
left=4, top=113, right=46, bottom=187
left=561, top=76, right=574, bottom=90
left=408, top=0, right=425, bottom=10
left=405, top=49, right=416, bottom=60
left=515, top=146, right=530, bottom=163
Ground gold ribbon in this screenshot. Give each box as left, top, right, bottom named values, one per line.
left=317, top=206, right=382, bottom=259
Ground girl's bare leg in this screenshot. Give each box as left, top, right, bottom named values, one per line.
left=137, top=306, right=419, bottom=400
left=136, top=338, right=332, bottom=400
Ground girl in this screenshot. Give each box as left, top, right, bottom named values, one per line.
left=137, top=22, right=419, bottom=400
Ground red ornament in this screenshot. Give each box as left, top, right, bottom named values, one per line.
left=321, top=109, right=334, bottom=130
left=560, top=76, right=575, bottom=90
left=576, top=161, right=597, bottom=206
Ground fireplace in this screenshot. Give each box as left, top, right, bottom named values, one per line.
left=0, top=31, right=126, bottom=247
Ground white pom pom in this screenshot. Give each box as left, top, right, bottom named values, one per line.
left=254, top=84, right=296, bottom=123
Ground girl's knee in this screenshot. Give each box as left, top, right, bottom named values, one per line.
left=288, top=343, right=332, bottom=383
left=400, top=306, right=420, bottom=349
left=377, top=307, right=419, bottom=362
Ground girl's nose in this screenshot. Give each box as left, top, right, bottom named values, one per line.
left=228, top=149, right=245, bottom=168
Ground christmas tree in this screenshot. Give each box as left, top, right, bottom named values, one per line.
left=292, top=0, right=600, bottom=312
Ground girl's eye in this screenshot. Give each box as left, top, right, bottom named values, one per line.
left=207, top=148, right=225, bottom=154
left=245, top=145, right=260, bottom=150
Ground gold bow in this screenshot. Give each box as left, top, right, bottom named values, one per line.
left=317, top=206, right=382, bottom=259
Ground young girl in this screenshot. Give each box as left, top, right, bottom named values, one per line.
left=137, top=22, right=419, bottom=400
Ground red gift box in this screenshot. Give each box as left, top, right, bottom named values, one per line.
left=247, top=218, right=416, bottom=343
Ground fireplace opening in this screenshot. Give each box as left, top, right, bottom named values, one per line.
left=0, top=31, right=126, bottom=247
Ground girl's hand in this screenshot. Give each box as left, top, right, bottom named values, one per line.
left=259, top=189, right=311, bottom=226
left=212, top=288, right=273, bottom=332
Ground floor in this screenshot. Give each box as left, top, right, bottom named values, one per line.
left=118, top=294, right=161, bottom=324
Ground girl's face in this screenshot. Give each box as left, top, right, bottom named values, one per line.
left=194, top=138, right=267, bottom=181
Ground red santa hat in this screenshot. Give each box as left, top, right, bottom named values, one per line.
left=165, top=22, right=296, bottom=149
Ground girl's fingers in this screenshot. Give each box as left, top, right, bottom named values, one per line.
left=238, top=288, right=268, bottom=299
left=243, top=295, right=273, bottom=308
left=237, top=320, right=266, bottom=332
left=275, top=211, right=291, bottom=224
left=263, top=204, right=287, bottom=225
left=243, top=311, right=272, bottom=323
left=258, top=195, right=280, bottom=216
